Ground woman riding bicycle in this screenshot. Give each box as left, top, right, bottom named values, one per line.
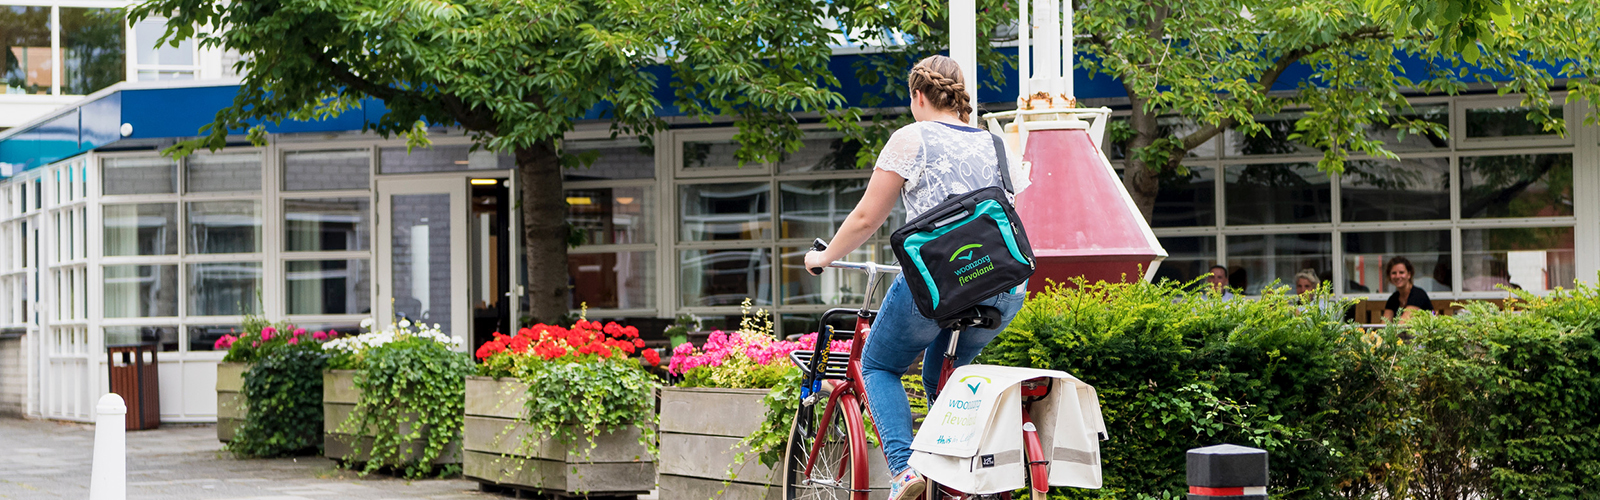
left=803, top=55, right=1028, bottom=500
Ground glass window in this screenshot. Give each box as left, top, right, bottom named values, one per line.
left=2, top=6, right=51, bottom=95
left=779, top=245, right=877, bottom=305
left=1465, top=105, right=1564, bottom=138
left=380, top=145, right=506, bottom=174
left=105, top=326, right=178, bottom=352
left=567, top=186, right=653, bottom=245
left=1225, top=233, right=1332, bottom=295
left=187, top=201, right=261, bottom=254
left=284, top=150, right=369, bottom=191
left=780, top=178, right=870, bottom=240
left=680, top=182, right=771, bottom=241
left=188, top=262, right=262, bottom=316
left=683, top=140, right=748, bottom=170
left=1341, top=157, right=1450, bottom=222
left=186, top=153, right=261, bottom=193
left=103, top=265, right=178, bottom=318
left=103, top=203, right=177, bottom=256
left=1462, top=227, right=1575, bottom=292
left=59, top=8, right=125, bottom=96
left=1224, top=163, right=1332, bottom=225
left=569, top=252, right=654, bottom=310
left=1367, top=103, right=1449, bottom=151
left=1151, top=236, right=1218, bottom=286
left=1105, top=116, right=1218, bottom=160
left=680, top=248, right=771, bottom=307
left=285, top=197, right=370, bottom=251
left=1225, top=116, right=1318, bottom=157
left=1153, top=165, right=1215, bottom=228
left=104, top=157, right=177, bottom=195
left=286, top=259, right=370, bottom=315
left=133, top=18, right=193, bottom=67
left=187, top=325, right=238, bottom=352
left=1460, top=154, right=1573, bottom=219
left=565, top=139, right=655, bottom=180
left=1343, top=230, right=1452, bottom=295
left=777, top=136, right=864, bottom=173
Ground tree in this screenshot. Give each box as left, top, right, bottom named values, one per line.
left=1075, top=0, right=1600, bottom=220
left=130, top=0, right=1017, bottom=323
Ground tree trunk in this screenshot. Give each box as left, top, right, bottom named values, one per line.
left=516, top=141, right=570, bottom=326
left=1122, top=99, right=1162, bottom=222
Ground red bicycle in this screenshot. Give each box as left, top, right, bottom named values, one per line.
left=782, top=240, right=1051, bottom=500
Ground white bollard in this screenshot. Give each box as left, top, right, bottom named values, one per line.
left=89, top=393, right=127, bottom=500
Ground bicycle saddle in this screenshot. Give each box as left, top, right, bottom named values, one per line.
left=936, top=305, right=1003, bottom=330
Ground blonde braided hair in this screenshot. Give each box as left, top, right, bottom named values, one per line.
left=908, top=55, right=974, bottom=123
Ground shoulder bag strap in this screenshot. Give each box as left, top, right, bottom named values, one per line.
left=990, top=133, right=1015, bottom=195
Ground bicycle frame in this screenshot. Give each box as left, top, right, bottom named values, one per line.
left=799, top=260, right=897, bottom=500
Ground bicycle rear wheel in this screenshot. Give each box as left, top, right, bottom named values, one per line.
left=781, top=398, right=858, bottom=500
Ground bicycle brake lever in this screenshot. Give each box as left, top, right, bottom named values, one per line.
left=809, top=238, right=828, bottom=275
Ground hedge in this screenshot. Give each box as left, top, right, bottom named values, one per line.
left=977, top=278, right=1600, bottom=499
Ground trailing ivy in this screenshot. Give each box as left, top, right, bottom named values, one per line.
left=335, top=335, right=473, bottom=478
left=517, top=357, right=659, bottom=455
left=229, top=345, right=328, bottom=457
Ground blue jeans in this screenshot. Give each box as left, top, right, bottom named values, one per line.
left=861, top=275, right=1026, bottom=477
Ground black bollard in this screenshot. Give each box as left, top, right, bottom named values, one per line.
left=1186, top=444, right=1268, bottom=500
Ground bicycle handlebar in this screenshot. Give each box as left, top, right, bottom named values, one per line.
left=809, top=238, right=902, bottom=276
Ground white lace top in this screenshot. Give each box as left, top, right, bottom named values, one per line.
left=875, top=121, right=1029, bottom=220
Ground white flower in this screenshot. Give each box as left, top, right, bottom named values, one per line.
left=360, top=318, right=374, bottom=329
left=398, top=319, right=411, bottom=329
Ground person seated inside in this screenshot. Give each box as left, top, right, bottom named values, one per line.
left=1206, top=265, right=1235, bottom=300
left=1294, top=268, right=1321, bottom=296
left=1382, top=256, right=1433, bottom=323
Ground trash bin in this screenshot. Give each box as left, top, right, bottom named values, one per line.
left=107, top=343, right=160, bottom=430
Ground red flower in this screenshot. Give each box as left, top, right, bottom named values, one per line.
left=641, top=349, right=660, bottom=366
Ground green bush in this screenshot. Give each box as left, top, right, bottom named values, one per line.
left=229, top=344, right=329, bottom=457
left=333, top=334, right=473, bottom=478
left=980, top=278, right=1600, bottom=499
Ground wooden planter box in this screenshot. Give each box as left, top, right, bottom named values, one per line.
left=215, top=362, right=248, bottom=442
left=463, top=376, right=655, bottom=497
left=322, top=370, right=462, bottom=466
left=658, top=387, right=890, bottom=500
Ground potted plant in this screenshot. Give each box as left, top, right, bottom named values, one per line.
left=211, top=317, right=335, bottom=456
left=465, top=319, right=661, bottom=496
left=658, top=302, right=892, bottom=499
left=323, top=318, right=472, bottom=477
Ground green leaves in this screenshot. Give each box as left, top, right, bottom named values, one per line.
left=515, top=358, right=660, bottom=456
left=337, top=336, right=473, bottom=478
left=229, top=348, right=330, bottom=458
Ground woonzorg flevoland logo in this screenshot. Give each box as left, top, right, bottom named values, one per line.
left=951, top=244, right=995, bottom=286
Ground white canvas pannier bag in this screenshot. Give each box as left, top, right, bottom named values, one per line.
left=908, top=364, right=1107, bottom=494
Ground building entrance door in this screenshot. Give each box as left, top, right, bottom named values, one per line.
left=375, top=177, right=470, bottom=344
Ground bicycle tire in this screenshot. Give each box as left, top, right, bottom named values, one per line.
left=781, top=398, right=860, bottom=500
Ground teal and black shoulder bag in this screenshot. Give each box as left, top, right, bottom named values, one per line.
left=890, top=133, right=1035, bottom=320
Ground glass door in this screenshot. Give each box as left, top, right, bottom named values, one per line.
left=375, top=177, right=469, bottom=345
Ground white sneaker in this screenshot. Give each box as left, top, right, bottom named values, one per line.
left=888, top=468, right=926, bottom=500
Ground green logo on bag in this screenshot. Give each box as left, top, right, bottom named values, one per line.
left=959, top=375, right=992, bottom=394
left=950, top=244, right=983, bottom=262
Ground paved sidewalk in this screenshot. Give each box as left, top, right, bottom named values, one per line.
left=0, top=417, right=492, bottom=499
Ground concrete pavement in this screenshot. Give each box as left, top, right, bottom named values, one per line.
left=0, top=417, right=491, bottom=499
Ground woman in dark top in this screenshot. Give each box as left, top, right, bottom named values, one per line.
left=1382, top=256, right=1433, bottom=323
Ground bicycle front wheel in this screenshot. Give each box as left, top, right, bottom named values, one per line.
left=781, top=396, right=862, bottom=500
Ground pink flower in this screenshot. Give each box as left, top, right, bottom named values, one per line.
left=311, top=331, right=328, bottom=341
left=326, top=329, right=338, bottom=338
left=293, top=328, right=306, bottom=337
left=260, top=327, right=276, bottom=341
left=287, top=337, right=299, bottom=345
left=213, top=334, right=237, bottom=350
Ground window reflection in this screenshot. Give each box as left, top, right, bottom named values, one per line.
left=380, top=145, right=507, bottom=174
left=1460, top=154, right=1573, bottom=219
left=286, top=259, right=370, bottom=315
left=1151, top=236, right=1218, bottom=286
left=104, top=265, right=178, bottom=318
left=1466, top=105, right=1564, bottom=138
left=1225, top=233, right=1332, bottom=295
left=2, top=6, right=52, bottom=95
left=1341, top=157, right=1450, bottom=222
left=1224, top=163, right=1331, bottom=225
left=105, top=326, right=178, bottom=352
left=682, top=140, right=745, bottom=170
left=188, top=325, right=238, bottom=352
left=680, top=183, right=771, bottom=241
left=1462, top=227, right=1574, bottom=292
left=284, top=150, right=369, bottom=191
left=1343, top=230, right=1452, bottom=295
left=188, top=201, right=261, bottom=254
left=189, top=262, right=262, bottom=316
left=1226, top=116, right=1318, bottom=156
left=780, top=178, right=868, bottom=240
left=567, top=186, right=652, bottom=245
left=1153, top=165, right=1214, bottom=228
left=103, top=203, right=177, bottom=256
left=285, top=197, right=369, bottom=251
left=779, top=245, right=877, bottom=305
left=187, top=153, right=261, bottom=193
left=569, top=252, right=654, bottom=309
left=1367, top=103, right=1449, bottom=151
left=104, top=157, right=177, bottom=195
left=565, top=140, right=655, bottom=180
left=777, top=136, right=864, bottom=173
left=60, top=8, right=125, bottom=96
left=680, top=248, right=771, bottom=307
